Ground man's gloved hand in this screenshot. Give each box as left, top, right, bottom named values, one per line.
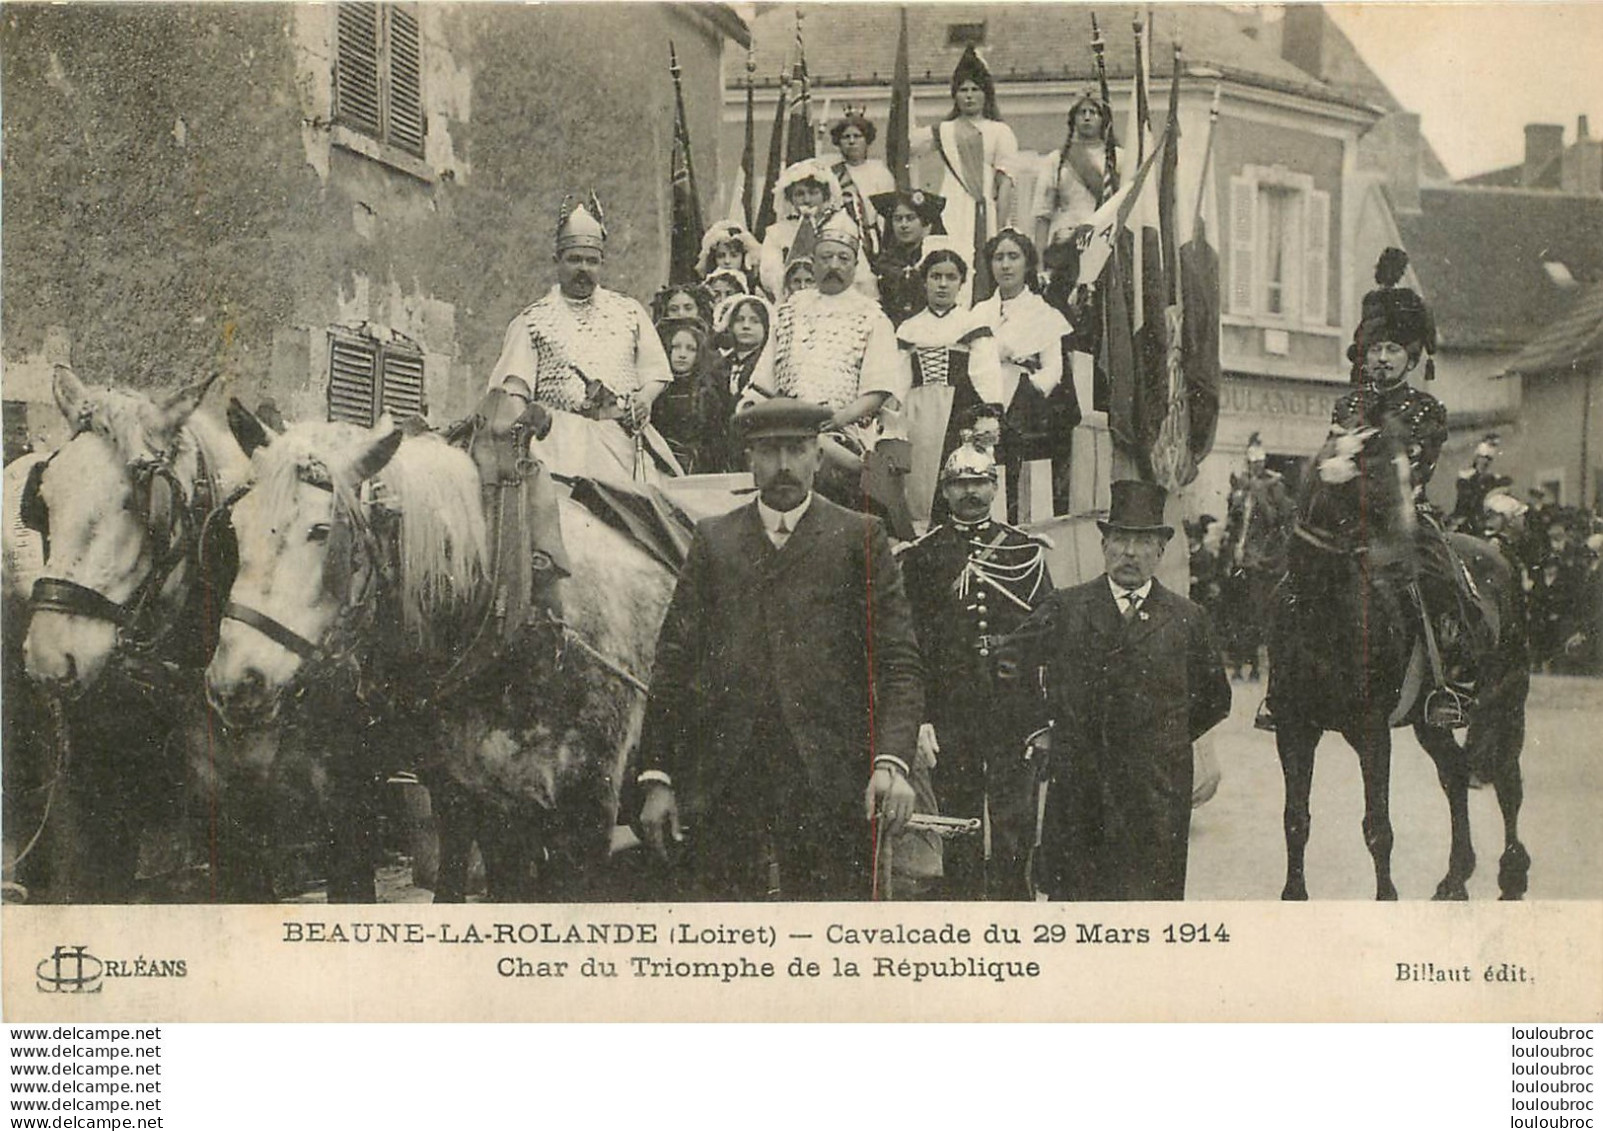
left=637, top=783, right=682, bottom=861
left=866, top=765, right=915, bottom=834
left=916, top=723, right=939, bottom=769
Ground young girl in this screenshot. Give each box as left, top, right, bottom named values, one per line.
left=870, top=188, right=951, bottom=326
left=707, top=294, right=773, bottom=469
left=971, top=229, right=1074, bottom=523
left=653, top=318, right=720, bottom=472
left=704, top=268, right=749, bottom=307
left=697, top=221, right=761, bottom=294
left=781, top=256, right=815, bottom=300
left=650, top=283, right=714, bottom=330
left=896, top=249, right=1005, bottom=527
left=758, top=159, right=843, bottom=300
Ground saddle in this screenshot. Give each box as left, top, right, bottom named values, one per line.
left=1395, top=517, right=1503, bottom=729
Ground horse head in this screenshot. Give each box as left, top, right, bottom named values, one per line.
left=21, top=365, right=239, bottom=694
left=205, top=415, right=403, bottom=728
left=1300, top=416, right=1417, bottom=567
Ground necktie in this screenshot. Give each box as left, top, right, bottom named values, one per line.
left=1122, top=592, right=1143, bottom=623
left=773, top=517, right=791, bottom=547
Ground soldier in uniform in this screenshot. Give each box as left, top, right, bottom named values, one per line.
left=897, top=444, right=1052, bottom=899
left=1226, top=433, right=1293, bottom=681
left=1449, top=433, right=1512, bottom=536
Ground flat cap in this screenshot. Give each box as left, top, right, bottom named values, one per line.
left=735, top=396, right=831, bottom=443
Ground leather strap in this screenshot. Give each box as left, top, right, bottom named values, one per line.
left=222, top=600, right=323, bottom=661
left=31, top=577, right=129, bottom=626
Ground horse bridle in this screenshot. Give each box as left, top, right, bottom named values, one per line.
left=26, top=438, right=218, bottom=666
left=218, top=473, right=391, bottom=676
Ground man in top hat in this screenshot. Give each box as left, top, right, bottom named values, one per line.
left=869, top=187, right=952, bottom=326
left=896, top=443, right=1053, bottom=899
left=829, top=107, right=897, bottom=261
left=1001, top=480, right=1230, bottom=901
left=486, top=193, right=680, bottom=484
left=635, top=397, right=923, bottom=900
left=746, top=207, right=913, bottom=536
left=1449, top=433, right=1512, bottom=537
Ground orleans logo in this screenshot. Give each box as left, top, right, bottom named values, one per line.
left=36, top=945, right=104, bottom=994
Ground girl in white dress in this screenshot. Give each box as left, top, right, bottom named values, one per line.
left=910, top=47, right=1018, bottom=306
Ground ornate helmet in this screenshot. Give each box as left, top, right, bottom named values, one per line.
left=1349, top=247, right=1437, bottom=381
left=830, top=105, right=877, bottom=147
left=940, top=443, right=998, bottom=484
left=814, top=207, right=862, bottom=255
left=556, top=192, right=607, bottom=253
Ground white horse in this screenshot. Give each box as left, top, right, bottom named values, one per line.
left=4, top=366, right=254, bottom=901
left=205, top=415, right=678, bottom=900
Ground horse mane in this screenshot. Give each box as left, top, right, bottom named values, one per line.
left=377, top=433, right=488, bottom=645
left=71, top=385, right=250, bottom=502
left=249, top=425, right=488, bottom=647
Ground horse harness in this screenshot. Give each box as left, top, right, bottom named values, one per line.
left=22, top=426, right=224, bottom=682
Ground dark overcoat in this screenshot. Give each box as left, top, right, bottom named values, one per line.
left=1009, top=575, right=1230, bottom=900
left=638, top=495, right=923, bottom=826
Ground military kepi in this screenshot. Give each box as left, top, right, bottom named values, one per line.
left=735, top=397, right=831, bottom=444
left=1098, top=480, right=1173, bottom=537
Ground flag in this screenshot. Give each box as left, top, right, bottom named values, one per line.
left=1148, top=42, right=1190, bottom=490
left=667, top=42, right=705, bottom=285
left=785, top=60, right=814, bottom=164
left=754, top=73, right=789, bottom=239
left=729, top=46, right=758, bottom=227
left=886, top=6, right=912, bottom=190
left=1178, top=86, right=1225, bottom=477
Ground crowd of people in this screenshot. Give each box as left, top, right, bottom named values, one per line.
left=623, top=47, right=1100, bottom=533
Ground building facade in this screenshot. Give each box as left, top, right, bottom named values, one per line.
left=3, top=3, right=745, bottom=450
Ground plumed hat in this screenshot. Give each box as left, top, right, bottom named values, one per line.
left=556, top=192, right=607, bottom=252
left=869, top=188, right=947, bottom=234
left=940, top=443, right=998, bottom=483
left=1349, top=247, right=1437, bottom=380
left=1246, top=431, right=1266, bottom=463
left=698, top=221, right=761, bottom=274
left=1097, top=480, right=1173, bottom=537
left=829, top=105, right=877, bottom=147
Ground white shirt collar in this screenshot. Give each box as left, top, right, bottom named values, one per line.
left=757, top=493, right=813, bottom=537
left=1108, top=577, right=1154, bottom=604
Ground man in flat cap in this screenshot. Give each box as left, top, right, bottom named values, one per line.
left=1002, top=480, right=1230, bottom=901
left=635, top=397, right=923, bottom=900
left=897, top=443, right=1053, bottom=899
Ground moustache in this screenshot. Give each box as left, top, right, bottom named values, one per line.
left=821, top=270, right=848, bottom=284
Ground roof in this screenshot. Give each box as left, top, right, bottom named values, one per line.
left=1501, top=284, right=1603, bottom=378
left=746, top=3, right=1376, bottom=110
left=1462, top=156, right=1562, bottom=190
left=1395, top=185, right=1603, bottom=351
left=679, top=2, right=752, bottom=48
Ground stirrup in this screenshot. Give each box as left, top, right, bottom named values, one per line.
left=1253, top=699, right=1276, bottom=732
left=1424, top=684, right=1473, bottom=730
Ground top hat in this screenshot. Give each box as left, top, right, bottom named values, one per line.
left=1097, top=480, right=1173, bottom=536
left=735, top=397, right=830, bottom=444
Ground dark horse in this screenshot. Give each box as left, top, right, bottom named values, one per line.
left=1267, top=418, right=1530, bottom=900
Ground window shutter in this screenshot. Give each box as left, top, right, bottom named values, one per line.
left=379, top=346, right=426, bottom=420
left=1302, top=189, right=1330, bottom=326
left=334, top=3, right=382, bottom=140
left=385, top=6, right=425, bottom=158
left=1228, top=175, right=1256, bottom=316
left=329, top=335, right=380, bottom=425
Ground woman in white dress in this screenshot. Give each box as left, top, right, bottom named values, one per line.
left=1032, top=88, right=1120, bottom=319
left=970, top=229, right=1075, bottom=523
left=911, top=47, right=1018, bottom=305
left=896, top=248, right=1004, bottom=528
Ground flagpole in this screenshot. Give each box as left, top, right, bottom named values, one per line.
left=742, top=40, right=757, bottom=227
left=1090, top=12, right=1119, bottom=201
left=1192, top=83, right=1222, bottom=231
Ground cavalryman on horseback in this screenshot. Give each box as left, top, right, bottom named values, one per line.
left=1259, top=247, right=1489, bottom=732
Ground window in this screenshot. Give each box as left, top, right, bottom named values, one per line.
left=1228, top=167, right=1329, bottom=326
left=334, top=3, right=425, bottom=159
left=947, top=22, right=987, bottom=47
left=327, top=330, right=426, bottom=425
